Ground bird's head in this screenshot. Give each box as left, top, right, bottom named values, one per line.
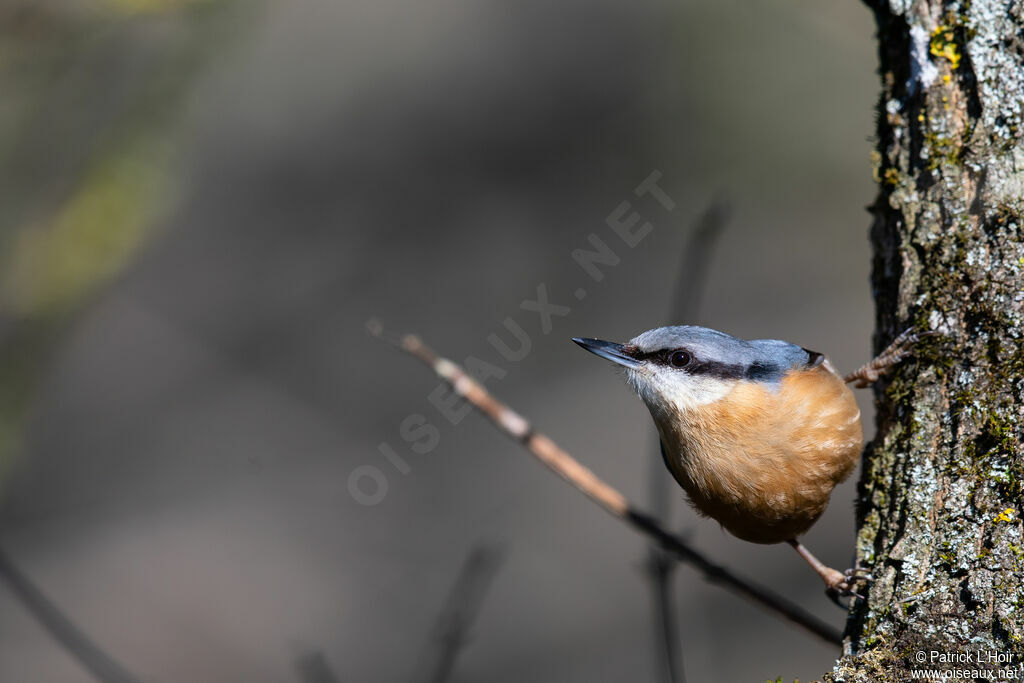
left=572, top=325, right=823, bottom=419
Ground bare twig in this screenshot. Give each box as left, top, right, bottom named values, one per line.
left=647, top=197, right=729, bottom=683
left=666, top=198, right=730, bottom=323
left=366, top=322, right=843, bottom=647
left=646, top=541, right=684, bottom=683
left=420, top=544, right=503, bottom=683
left=0, top=546, right=144, bottom=683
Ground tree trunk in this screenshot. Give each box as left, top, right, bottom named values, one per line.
left=826, top=1, right=1024, bottom=679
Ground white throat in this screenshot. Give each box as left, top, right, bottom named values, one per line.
left=626, top=367, right=735, bottom=415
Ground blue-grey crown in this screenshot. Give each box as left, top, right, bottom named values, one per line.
left=627, top=325, right=821, bottom=383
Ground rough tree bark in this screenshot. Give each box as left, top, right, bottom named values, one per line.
left=826, top=0, right=1024, bottom=679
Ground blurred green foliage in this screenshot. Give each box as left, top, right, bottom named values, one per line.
left=5, top=139, right=165, bottom=316
left=0, top=0, right=247, bottom=482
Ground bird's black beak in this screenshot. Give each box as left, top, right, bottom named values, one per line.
left=571, top=337, right=640, bottom=369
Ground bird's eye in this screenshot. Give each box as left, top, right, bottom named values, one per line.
left=668, top=350, right=692, bottom=368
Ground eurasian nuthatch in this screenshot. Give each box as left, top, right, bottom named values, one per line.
left=573, top=325, right=874, bottom=597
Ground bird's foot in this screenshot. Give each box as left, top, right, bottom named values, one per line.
left=788, top=539, right=873, bottom=607
left=844, top=327, right=938, bottom=388
left=823, top=566, right=873, bottom=607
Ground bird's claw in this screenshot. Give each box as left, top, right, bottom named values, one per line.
left=844, top=327, right=940, bottom=388
left=844, top=566, right=874, bottom=582
left=824, top=566, right=873, bottom=608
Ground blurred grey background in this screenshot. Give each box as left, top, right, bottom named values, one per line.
left=0, top=0, right=878, bottom=680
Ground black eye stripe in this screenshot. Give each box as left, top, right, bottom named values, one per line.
left=623, top=346, right=668, bottom=363
left=624, top=346, right=781, bottom=381
left=745, top=361, right=775, bottom=381
left=689, top=359, right=746, bottom=379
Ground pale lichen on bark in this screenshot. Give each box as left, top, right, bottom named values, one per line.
left=825, top=0, right=1024, bottom=680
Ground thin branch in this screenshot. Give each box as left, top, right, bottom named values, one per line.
left=646, top=444, right=685, bottom=680
left=647, top=197, right=729, bottom=683
left=666, top=198, right=730, bottom=324
left=0, top=546, right=144, bottom=683
left=366, top=322, right=843, bottom=647
left=646, top=544, right=683, bottom=683
left=420, top=544, right=503, bottom=683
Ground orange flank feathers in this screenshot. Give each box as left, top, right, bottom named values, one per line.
left=658, top=362, right=863, bottom=544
